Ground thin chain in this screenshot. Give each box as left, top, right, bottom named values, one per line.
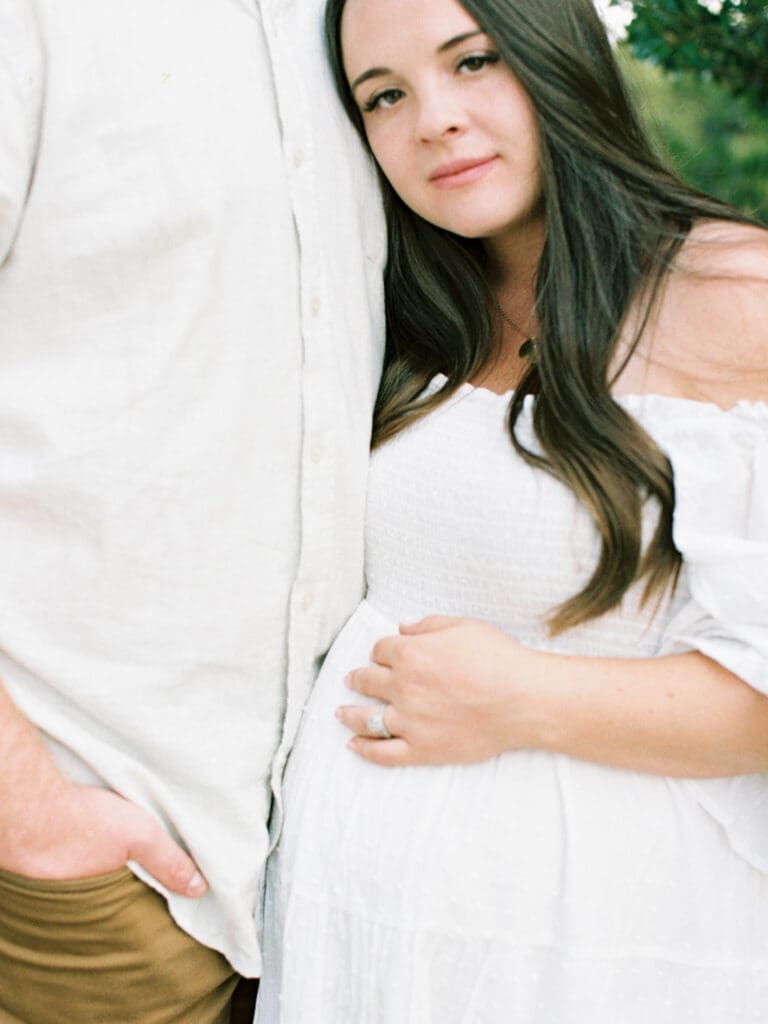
left=496, top=303, right=527, bottom=338
left=495, top=300, right=539, bottom=361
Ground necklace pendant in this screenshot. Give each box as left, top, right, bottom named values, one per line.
left=518, top=337, right=538, bottom=361
left=495, top=299, right=538, bottom=362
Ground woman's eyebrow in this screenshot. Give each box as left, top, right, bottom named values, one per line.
left=350, top=29, right=486, bottom=93
left=437, top=29, right=485, bottom=52
left=351, top=66, right=392, bottom=92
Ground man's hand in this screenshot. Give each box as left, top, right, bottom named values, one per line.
left=0, top=682, right=206, bottom=897
left=337, top=615, right=553, bottom=767
left=1, top=780, right=207, bottom=896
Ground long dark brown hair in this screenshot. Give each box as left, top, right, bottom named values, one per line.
left=325, top=0, right=756, bottom=633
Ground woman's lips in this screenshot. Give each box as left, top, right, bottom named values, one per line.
left=429, top=155, right=498, bottom=189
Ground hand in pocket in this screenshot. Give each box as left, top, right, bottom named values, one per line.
left=2, top=781, right=207, bottom=897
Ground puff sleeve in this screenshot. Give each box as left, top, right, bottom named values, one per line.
left=654, top=399, right=768, bottom=692
left=645, top=397, right=768, bottom=873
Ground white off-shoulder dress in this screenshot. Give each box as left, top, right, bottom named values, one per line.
left=257, top=377, right=768, bottom=1024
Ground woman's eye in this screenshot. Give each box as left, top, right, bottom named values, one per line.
left=363, top=88, right=404, bottom=113
left=458, top=52, right=500, bottom=74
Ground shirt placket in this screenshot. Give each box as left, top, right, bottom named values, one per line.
left=258, top=0, right=341, bottom=816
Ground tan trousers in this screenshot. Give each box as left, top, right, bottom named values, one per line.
left=0, top=867, right=241, bottom=1024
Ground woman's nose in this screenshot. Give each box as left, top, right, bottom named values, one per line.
left=414, top=91, right=465, bottom=143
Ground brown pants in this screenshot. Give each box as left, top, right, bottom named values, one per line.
left=0, top=867, right=253, bottom=1024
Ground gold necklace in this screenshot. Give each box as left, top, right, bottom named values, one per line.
left=496, top=302, right=539, bottom=361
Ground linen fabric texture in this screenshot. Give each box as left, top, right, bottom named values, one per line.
left=0, top=0, right=384, bottom=979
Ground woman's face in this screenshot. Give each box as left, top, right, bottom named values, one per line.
left=341, top=0, right=544, bottom=243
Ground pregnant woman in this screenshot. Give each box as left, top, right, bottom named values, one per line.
left=257, top=0, right=768, bottom=1019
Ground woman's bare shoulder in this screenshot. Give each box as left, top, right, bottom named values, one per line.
left=644, top=220, right=768, bottom=407
left=676, top=218, right=768, bottom=277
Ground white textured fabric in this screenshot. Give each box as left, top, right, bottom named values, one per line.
left=0, top=0, right=384, bottom=975
left=258, top=378, right=768, bottom=1022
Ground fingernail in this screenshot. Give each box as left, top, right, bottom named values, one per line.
left=344, top=672, right=352, bottom=688
left=187, top=871, right=206, bottom=896
left=335, top=708, right=343, bottom=720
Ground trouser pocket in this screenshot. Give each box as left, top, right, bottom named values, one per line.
left=0, top=867, right=237, bottom=1024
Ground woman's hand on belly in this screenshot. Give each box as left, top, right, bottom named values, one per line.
left=337, top=615, right=552, bottom=766
left=338, top=615, right=768, bottom=777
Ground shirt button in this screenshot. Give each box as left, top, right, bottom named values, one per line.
left=293, top=148, right=304, bottom=169
left=301, top=591, right=315, bottom=611
left=310, top=297, right=321, bottom=318
left=310, top=444, right=324, bottom=465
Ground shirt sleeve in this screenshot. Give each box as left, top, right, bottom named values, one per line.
left=655, top=399, right=768, bottom=695
left=0, top=0, right=44, bottom=265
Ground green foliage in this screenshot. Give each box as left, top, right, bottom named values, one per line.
left=618, top=0, right=768, bottom=110
left=613, top=2, right=768, bottom=223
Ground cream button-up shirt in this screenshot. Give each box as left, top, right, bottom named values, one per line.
left=0, top=0, right=384, bottom=976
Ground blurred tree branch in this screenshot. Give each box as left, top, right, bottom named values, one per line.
left=613, top=0, right=768, bottom=110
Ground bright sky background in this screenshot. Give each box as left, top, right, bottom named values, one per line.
left=595, top=0, right=634, bottom=40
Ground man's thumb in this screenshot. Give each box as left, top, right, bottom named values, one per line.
left=129, top=817, right=207, bottom=898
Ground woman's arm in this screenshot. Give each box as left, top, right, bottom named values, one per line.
left=339, top=615, right=768, bottom=776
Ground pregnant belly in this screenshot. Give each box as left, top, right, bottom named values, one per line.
left=275, top=601, right=760, bottom=954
